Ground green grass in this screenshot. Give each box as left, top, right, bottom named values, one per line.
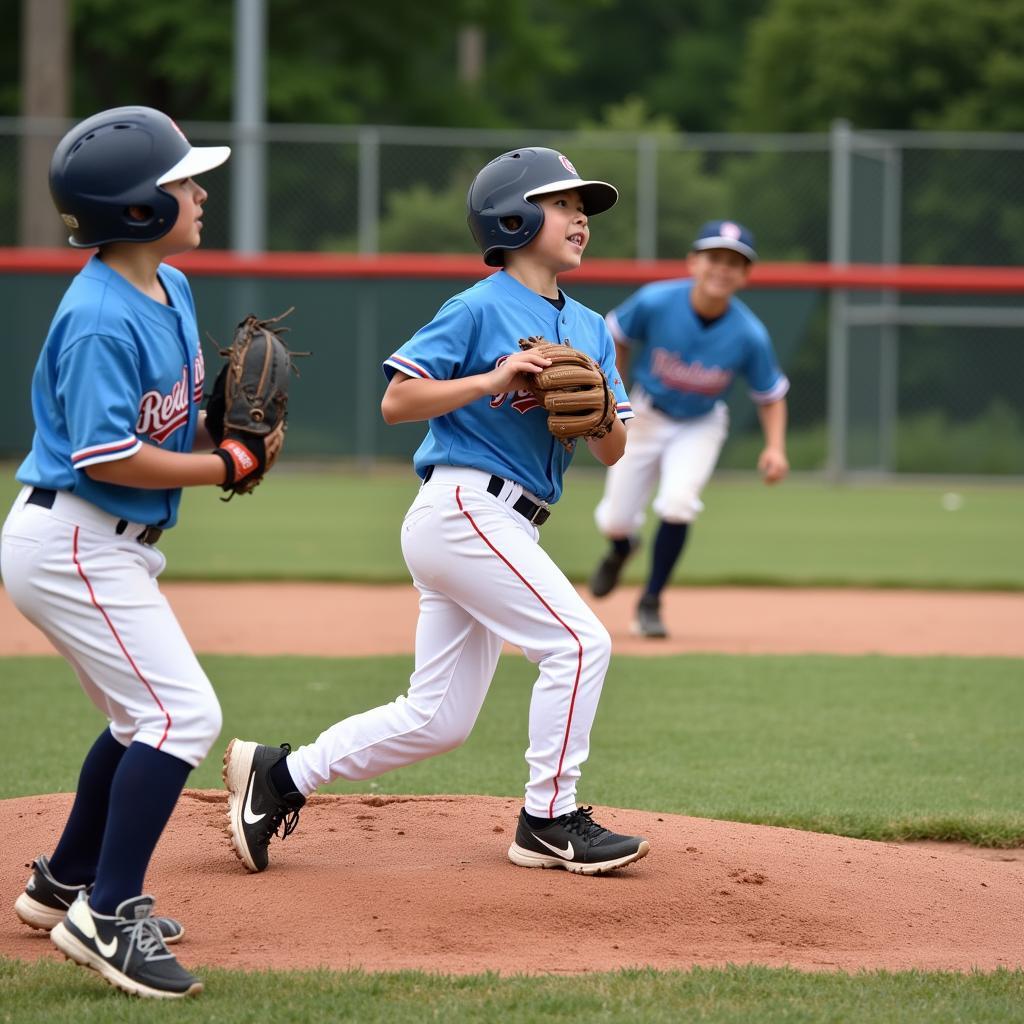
left=2, top=465, right=1022, bottom=588
left=5, top=653, right=1022, bottom=846
left=2, top=961, right=1023, bottom=1023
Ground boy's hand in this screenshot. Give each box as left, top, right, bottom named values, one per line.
left=487, top=349, right=552, bottom=394
left=758, top=446, right=789, bottom=484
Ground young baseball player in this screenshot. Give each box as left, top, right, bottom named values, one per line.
left=1, top=106, right=272, bottom=998
left=588, top=220, right=790, bottom=637
left=224, top=147, right=650, bottom=877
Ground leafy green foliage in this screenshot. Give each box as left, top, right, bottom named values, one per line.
left=734, top=0, right=1024, bottom=131
left=7, top=0, right=1019, bottom=133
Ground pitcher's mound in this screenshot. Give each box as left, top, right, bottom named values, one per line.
left=2, top=791, right=1021, bottom=974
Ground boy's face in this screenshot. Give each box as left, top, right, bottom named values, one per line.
left=524, top=189, right=589, bottom=273
left=155, top=177, right=208, bottom=255
left=686, top=248, right=751, bottom=302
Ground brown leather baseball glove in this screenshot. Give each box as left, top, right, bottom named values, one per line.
left=206, top=308, right=303, bottom=497
left=518, top=336, right=617, bottom=450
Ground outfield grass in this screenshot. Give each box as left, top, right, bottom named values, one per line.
left=2, top=960, right=1023, bottom=1024
left=2, top=465, right=1022, bottom=588
left=5, top=653, right=1022, bottom=846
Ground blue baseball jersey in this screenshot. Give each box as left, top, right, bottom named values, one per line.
left=607, top=278, right=788, bottom=420
left=16, top=254, right=205, bottom=528
left=383, top=270, right=632, bottom=505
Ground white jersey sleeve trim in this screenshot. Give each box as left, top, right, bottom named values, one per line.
left=749, top=375, right=791, bottom=405
left=385, top=355, right=433, bottom=380
left=71, top=436, right=142, bottom=468
left=605, top=310, right=634, bottom=346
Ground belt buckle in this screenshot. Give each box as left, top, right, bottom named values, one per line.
left=527, top=501, right=550, bottom=525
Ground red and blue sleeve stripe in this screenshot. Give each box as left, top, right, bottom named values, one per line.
left=71, top=436, right=142, bottom=469
left=384, top=354, right=432, bottom=380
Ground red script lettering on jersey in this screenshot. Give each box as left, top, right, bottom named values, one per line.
left=650, top=348, right=732, bottom=396
left=137, top=353, right=204, bottom=443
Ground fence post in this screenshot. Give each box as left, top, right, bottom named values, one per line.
left=827, top=119, right=853, bottom=480
left=636, top=134, right=658, bottom=261
left=358, top=127, right=381, bottom=256
left=231, top=0, right=266, bottom=254
left=355, top=284, right=378, bottom=466
left=878, top=141, right=902, bottom=472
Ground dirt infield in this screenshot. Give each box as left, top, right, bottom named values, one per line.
left=2, top=583, right=1022, bottom=975
left=2, top=582, right=1023, bottom=657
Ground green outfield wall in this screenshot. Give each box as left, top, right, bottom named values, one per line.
left=1, top=254, right=821, bottom=465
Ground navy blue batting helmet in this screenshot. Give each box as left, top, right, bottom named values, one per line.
left=467, top=148, right=618, bottom=267
left=49, top=106, right=230, bottom=248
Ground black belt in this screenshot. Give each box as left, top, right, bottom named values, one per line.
left=422, top=467, right=551, bottom=526
left=27, top=488, right=164, bottom=546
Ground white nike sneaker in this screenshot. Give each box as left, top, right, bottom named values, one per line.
left=50, top=892, right=201, bottom=998
left=508, top=806, right=650, bottom=875
left=223, top=738, right=305, bottom=872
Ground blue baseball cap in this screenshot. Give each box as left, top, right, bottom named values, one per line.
left=691, top=220, right=757, bottom=261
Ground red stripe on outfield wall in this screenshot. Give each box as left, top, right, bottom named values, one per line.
left=455, top=486, right=583, bottom=818
left=4, top=248, right=1024, bottom=293
left=72, top=527, right=172, bottom=749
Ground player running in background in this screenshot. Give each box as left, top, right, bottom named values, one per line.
left=224, top=147, right=650, bottom=878
left=588, top=221, right=790, bottom=637
left=1, top=107, right=270, bottom=998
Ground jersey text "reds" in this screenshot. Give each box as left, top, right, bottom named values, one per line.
left=136, top=352, right=204, bottom=443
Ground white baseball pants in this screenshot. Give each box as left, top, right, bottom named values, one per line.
left=1, top=487, right=221, bottom=767
left=287, top=466, right=612, bottom=818
left=595, top=398, right=729, bottom=536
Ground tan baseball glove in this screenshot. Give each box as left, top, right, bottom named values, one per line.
left=517, top=336, right=617, bottom=450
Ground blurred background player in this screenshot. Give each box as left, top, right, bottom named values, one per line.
left=1, top=107, right=273, bottom=998
left=588, top=220, right=790, bottom=637
left=224, top=147, right=650, bottom=878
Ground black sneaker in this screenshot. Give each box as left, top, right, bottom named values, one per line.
left=508, top=806, right=650, bottom=875
left=633, top=594, right=668, bottom=638
left=50, top=892, right=201, bottom=999
left=14, top=854, right=184, bottom=943
left=223, top=738, right=305, bottom=873
left=588, top=539, right=638, bottom=598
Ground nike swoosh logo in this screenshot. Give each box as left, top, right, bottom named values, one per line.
left=242, top=771, right=266, bottom=825
left=531, top=833, right=575, bottom=860
left=69, top=898, right=118, bottom=958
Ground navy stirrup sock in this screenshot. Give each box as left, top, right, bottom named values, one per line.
left=49, top=729, right=127, bottom=887
left=89, top=743, right=192, bottom=916
left=524, top=811, right=555, bottom=828
left=644, top=520, right=689, bottom=598
left=612, top=536, right=633, bottom=558
left=269, top=754, right=299, bottom=800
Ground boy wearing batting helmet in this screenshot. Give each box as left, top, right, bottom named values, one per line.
left=1, top=106, right=268, bottom=998
left=224, top=147, right=650, bottom=878
left=588, top=220, right=790, bottom=637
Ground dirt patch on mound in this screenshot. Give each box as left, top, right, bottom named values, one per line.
left=2, top=791, right=1021, bottom=975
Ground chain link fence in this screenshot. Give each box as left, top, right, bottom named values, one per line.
left=1, top=119, right=1022, bottom=476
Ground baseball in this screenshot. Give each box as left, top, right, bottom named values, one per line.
left=941, top=492, right=964, bottom=512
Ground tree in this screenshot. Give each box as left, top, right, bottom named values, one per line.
left=733, top=0, right=1024, bottom=131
